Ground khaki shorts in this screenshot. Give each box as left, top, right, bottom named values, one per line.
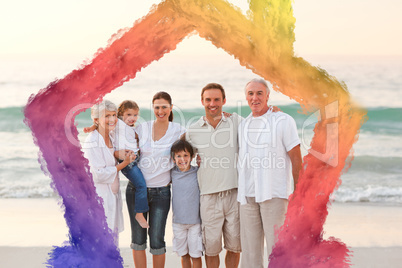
left=200, top=189, right=241, bottom=256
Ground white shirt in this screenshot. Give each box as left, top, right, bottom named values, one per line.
left=136, top=121, right=186, bottom=187
left=82, top=130, right=124, bottom=233
left=237, top=110, right=300, bottom=205
left=110, top=119, right=138, bottom=152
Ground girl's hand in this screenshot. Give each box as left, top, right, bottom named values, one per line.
left=83, top=124, right=97, bottom=133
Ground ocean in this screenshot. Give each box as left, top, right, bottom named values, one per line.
left=1, top=53, right=401, bottom=204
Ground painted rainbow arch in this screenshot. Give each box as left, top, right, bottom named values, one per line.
left=24, top=0, right=366, bottom=267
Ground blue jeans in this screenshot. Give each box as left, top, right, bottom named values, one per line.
left=126, top=184, right=171, bottom=255
left=121, top=162, right=148, bottom=213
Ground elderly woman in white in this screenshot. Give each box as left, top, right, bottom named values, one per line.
left=83, top=100, right=135, bottom=245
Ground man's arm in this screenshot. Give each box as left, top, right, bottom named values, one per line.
left=181, top=130, right=201, bottom=167
left=288, top=144, right=302, bottom=191
left=269, top=105, right=281, bottom=112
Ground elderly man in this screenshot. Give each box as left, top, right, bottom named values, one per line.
left=186, top=83, right=241, bottom=268
left=237, top=78, right=302, bottom=268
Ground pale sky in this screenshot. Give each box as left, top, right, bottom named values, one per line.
left=1, top=0, right=401, bottom=59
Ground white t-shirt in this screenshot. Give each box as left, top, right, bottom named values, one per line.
left=136, top=121, right=186, bottom=187
left=110, top=119, right=137, bottom=152
left=237, top=110, right=300, bottom=204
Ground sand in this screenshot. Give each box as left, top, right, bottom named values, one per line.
left=2, top=246, right=402, bottom=268
left=1, top=198, right=401, bottom=267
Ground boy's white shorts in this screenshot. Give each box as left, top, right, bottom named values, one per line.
left=172, top=223, right=203, bottom=258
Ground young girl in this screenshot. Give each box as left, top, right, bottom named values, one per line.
left=115, top=100, right=149, bottom=229
left=85, top=100, right=149, bottom=229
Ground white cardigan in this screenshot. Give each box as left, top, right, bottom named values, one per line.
left=83, top=130, right=124, bottom=234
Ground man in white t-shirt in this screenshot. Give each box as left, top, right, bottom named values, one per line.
left=186, top=83, right=241, bottom=268
left=237, top=78, right=302, bottom=268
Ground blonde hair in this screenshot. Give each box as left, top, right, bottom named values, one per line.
left=91, top=100, right=117, bottom=120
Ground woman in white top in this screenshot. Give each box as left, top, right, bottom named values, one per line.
left=128, top=92, right=185, bottom=268
left=83, top=100, right=135, bottom=245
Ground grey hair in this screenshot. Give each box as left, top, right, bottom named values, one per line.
left=91, top=100, right=117, bottom=120
left=244, top=78, right=270, bottom=94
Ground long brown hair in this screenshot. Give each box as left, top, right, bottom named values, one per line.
left=152, top=91, right=173, bottom=122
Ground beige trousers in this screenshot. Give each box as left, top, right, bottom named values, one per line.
left=240, top=197, right=288, bottom=268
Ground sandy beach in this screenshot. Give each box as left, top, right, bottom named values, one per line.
left=2, top=246, right=402, bottom=268
left=1, top=198, right=401, bottom=267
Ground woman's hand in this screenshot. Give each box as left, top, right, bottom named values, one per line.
left=114, top=150, right=129, bottom=161
left=115, top=149, right=136, bottom=162
left=116, top=150, right=136, bottom=171
left=123, top=150, right=136, bottom=164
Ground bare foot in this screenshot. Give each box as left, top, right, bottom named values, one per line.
left=135, top=213, right=149, bottom=228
